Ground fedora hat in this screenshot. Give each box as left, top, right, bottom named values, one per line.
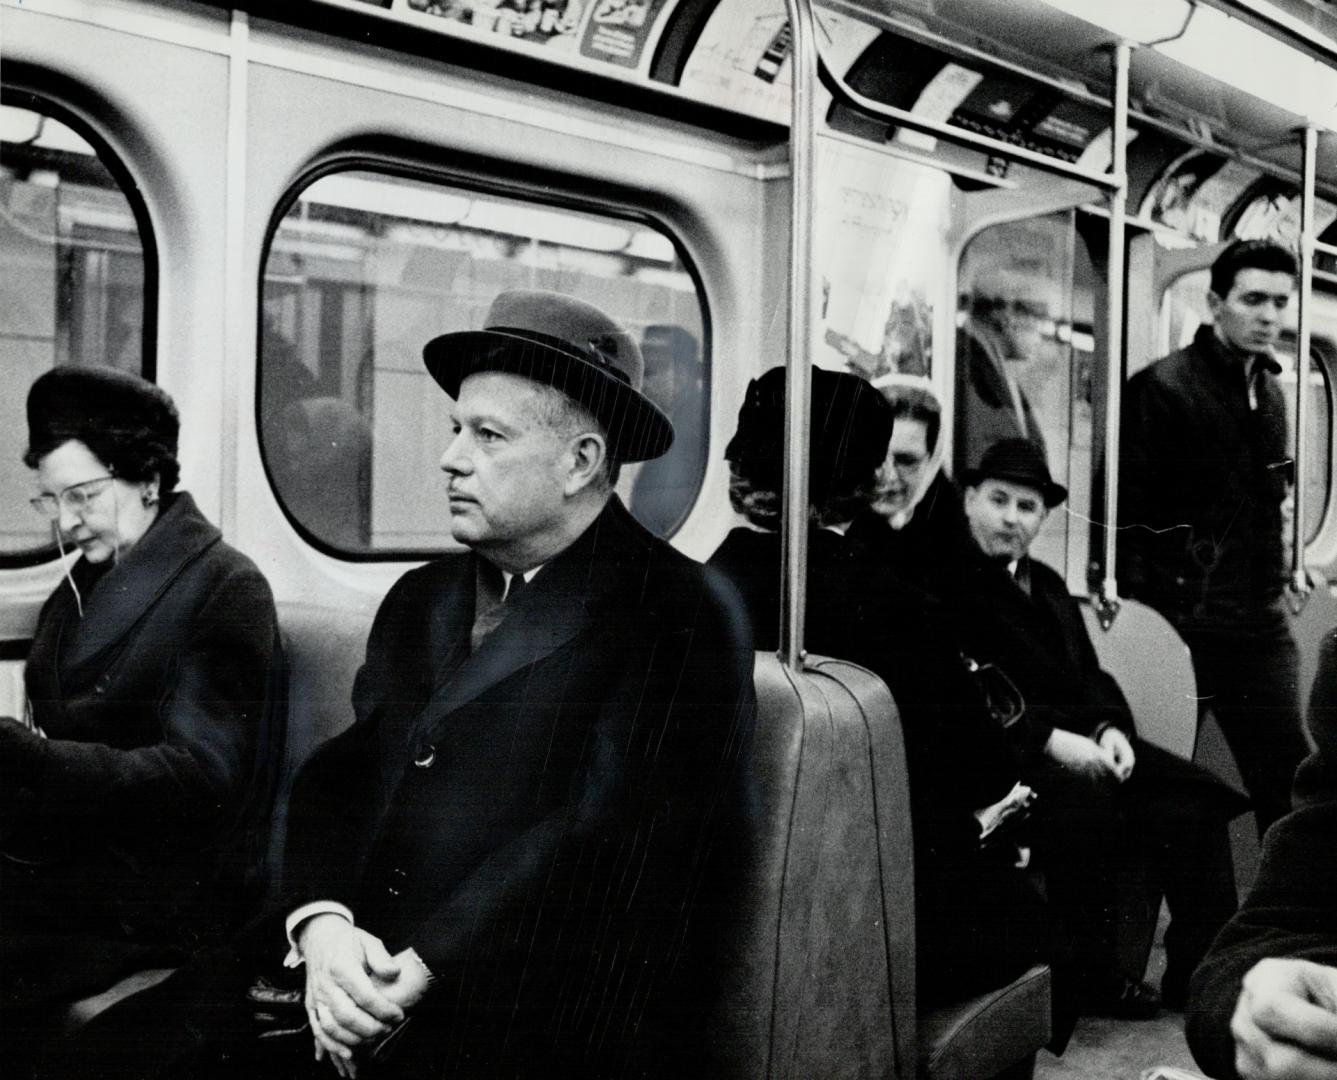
left=422, top=291, right=674, bottom=462
left=960, top=437, right=1067, bottom=507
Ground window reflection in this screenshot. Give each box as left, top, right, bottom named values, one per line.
left=955, top=213, right=1088, bottom=579
left=259, top=171, right=707, bottom=553
left=0, top=101, right=148, bottom=558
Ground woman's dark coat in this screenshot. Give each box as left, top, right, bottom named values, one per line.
left=0, top=492, right=283, bottom=1003
left=709, top=526, right=1053, bottom=1005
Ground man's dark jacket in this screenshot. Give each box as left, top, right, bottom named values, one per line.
left=0, top=493, right=283, bottom=1003
left=947, top=546, right=1248, bottom=817
left=278, top=498, right=756, bottom=1076
left=1186, top=647, right=1337, bottom=1080
left=1120, top=325, right=1290, bottom=625
left=947, top=551, right=1132, bottom=762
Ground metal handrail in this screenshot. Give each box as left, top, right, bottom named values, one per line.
left=1290, top=125, right=1318, bottom=613
left=1095, top=41, right=1133, bottom=630
left=778, top=0, right=819, bottom=671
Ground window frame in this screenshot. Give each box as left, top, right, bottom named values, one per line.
left=255, top=156, right=713, bottom=562
left=0, top=86, right=159, bottom=570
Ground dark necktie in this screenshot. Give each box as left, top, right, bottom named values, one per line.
left=505, top=572, right=528, bottom=603
left=470, top=561, right=507, bottom=653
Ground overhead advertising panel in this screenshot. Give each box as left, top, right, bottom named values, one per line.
left=314, top=0, right=683, bottom=77
left=677, top=0, right=878, bottom=125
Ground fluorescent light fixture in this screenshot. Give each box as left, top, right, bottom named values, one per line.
left=1158, top=4, right=1337, bottom=127
left=1039, top=0, right=1337, bottom=129
left=624, top=230, right=676, bottom=263
left=462, top=200, right=631, bottom=253
left=1032, top=0, right=1193, bottom=46
left=36, top=116, right=96, bottom=156
left=0, top=106, right=96, bottom=156
left=304, top=173, right=471, bottom=226
left=0, top=105, right=42, bottom=144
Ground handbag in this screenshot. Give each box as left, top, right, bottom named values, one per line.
left=959, top=653, right=1026, bottom=732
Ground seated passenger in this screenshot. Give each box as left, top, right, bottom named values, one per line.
left=708, top=365, right=1059, bottom=1011
left=954, top=438, right=1248, bottom=1016
left=1186, top=676, right=1337, bottom=1080
left=0, top=368, right=282, bottom=1068
left=45, top=292, right=756, bottom=1080
left=848, top=380, right=976, bottom=594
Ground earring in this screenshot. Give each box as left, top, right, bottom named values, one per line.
left=142, top=490, right=159, bottom=508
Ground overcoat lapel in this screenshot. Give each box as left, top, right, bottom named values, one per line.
left=414, top=499, right=645, bottom=746
left=33, top=494, right=220, bottom=689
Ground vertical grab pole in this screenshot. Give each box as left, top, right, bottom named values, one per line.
left=779, top=0, right=818, bottom=669
left=1095, top=40, right=1132, bottom=630
left=1290, top=125, right=1317, bottom=613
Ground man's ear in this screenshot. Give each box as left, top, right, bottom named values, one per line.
left=564, top=432, right=609, bottom=496
left=1206, top=289, right=1224, bottom=321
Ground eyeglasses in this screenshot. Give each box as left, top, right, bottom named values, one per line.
left=30, top=476, right=117, bottom=521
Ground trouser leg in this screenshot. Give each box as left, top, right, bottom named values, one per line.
left=32, top=953, right=259, bottom=1080
left=1182, top=620, right=1308, bottom=839
left=1121, top=743, right=1239, bottom=996
left=1026, top=760, right=1125, bottom=979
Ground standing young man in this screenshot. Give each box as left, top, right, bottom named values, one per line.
left=1120, top=239, right=1310, bottom=838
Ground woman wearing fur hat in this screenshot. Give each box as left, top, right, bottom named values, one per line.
left=707, top=365, right=1060, bottom=1013
left=0, top=367, right=282, bottom=1065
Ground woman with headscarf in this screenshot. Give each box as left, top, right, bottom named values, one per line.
left=707, top=365, right=1059, bottom=1010
left=0, top=367, right=282, bottom=1062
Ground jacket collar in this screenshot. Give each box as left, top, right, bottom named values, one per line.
left=416, top=495, right=651, bottom=742
left=1193, top=324, right=1282, bottom=378
left=48, top=492, right=221, bottom=679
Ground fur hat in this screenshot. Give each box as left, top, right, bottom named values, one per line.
left=725, top=365, right=893, bottom=502
left=25, top=366, right=181, bottom=491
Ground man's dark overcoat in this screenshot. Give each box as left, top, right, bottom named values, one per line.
left=947, top=548, right=1245, bottom=990
left=0, top=492, right=283, bottom=1004
left=275, top=497, right=756, bottom=1076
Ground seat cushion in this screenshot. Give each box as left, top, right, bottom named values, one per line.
left=920, top=964, right=1051, bottom=1079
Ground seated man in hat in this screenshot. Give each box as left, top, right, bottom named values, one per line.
left=951, top=438, right=1246, bottom=1016
left=47, top=292, right=756, bottom=1080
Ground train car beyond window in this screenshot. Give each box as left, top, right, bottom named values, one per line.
left=259, top=169, right=708, bottom=554
left=0, top=98, right=153, bottom=562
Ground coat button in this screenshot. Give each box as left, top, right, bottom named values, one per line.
left=413, top=745, right=436, bottom=769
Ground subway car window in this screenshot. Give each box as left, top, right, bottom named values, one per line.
left=955, top=212, right=1090, bottom=576
left=1158, top=267, right=1333, bottom=544
left=0, top=101, right=149, bottom=559
left=259, top=170, right=707, bottom=554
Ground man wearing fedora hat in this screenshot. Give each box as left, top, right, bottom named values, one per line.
left=274, top=291, right=754, bottom=1077
left=953, top=439, right=1245, bottom=1017
left=45, top=292, right=754, bottom=1080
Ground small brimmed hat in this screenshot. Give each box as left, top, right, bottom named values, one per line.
left=725, top=365, right=893, bottom=498
left=960, top=437, right=1067, bottom=507
left=422, top=291, right=674, bottom=463
left=25, top=365, right=179, bottom=465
